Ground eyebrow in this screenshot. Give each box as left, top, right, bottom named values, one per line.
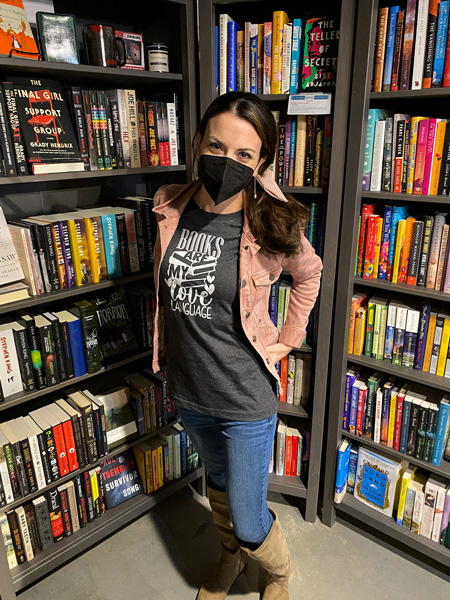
left=209, top=136, right=256, bottom=153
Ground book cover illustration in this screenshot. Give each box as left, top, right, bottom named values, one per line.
left=0, top=0, right=39, bottom=58
left=7, top=77, right=81, bottom=172
left=96, top=386, right=138, bottom=449
left=100, top=449, right=143, bottom=509
left=302, top=16, right=340, bottom=90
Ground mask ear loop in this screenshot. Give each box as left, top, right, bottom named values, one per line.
left=253, top=176, right=257, bottom=199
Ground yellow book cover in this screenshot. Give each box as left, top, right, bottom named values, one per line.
left=271, top=10, right=289, bottom=94
left=133, top=446, right=148, bottom=494
left=145, top=445, right=154, bottom=493
left=294, top=115, right=307, bottom=186
left=157, top=444, right=164, bottom=488
left=392, top=219, right=406, bottom=284
left=89, top=469, right=99, bottom=505
left=67, top=217, right=93, bottom=286
left=423, top=312, right=437, bottom=372
left=81, top=213, right=107, bottom=282
left=396, top=467, right=417, bottom=525
left=437, top=315, right=450, bottom=376
left=398, top=216, right=415, bottom=283
left=429, top=121, right=447, bottom=195
left=406, top=117, right=425, bottom=193
left=387, top=389, right=397, bottom=446
left=373, top=217, right=383, bottom=278
left=353, top=306, right=367, bottom=355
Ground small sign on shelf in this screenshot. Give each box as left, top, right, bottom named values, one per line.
left=287, top=93, right=332, bottom=115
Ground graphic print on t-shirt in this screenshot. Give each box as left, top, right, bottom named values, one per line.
left=164, top=227, right=224, bottom=320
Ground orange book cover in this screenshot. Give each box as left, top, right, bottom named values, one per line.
left=423, top=312, right=437, bottom=371
left=0, top=0, right=39, bottom=58
left=398, top=216, right=416, bottom=283
left=279, top=356, right=288, bottom=402
left=348, top=292, right=369, bottom=353
left=52, top=423, right=69, bottom=477
left=271, top=10, right=289, bottom=94
left=60, top=419, right=79, bottom=472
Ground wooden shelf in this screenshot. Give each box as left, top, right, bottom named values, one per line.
left=0, top=418, right=181, bottom=516
left=336, top=494, right=450, bottom=568
left=360, top=190, right=450, bottom=204
left=268, top=472, right=307, bottom=498
left=347, top=353, right=450, bottom=393
left=0, top=271, right=152, bottom=315
left=371, top=88, right=450, bottom=100
left=342, top=431, right=450, bottom=481
left=0, top=350, right=153, bottom=413
left=0, top=165, right=186, bottom=186
left=280, top=185, right=325, bottom=194
left=10, top=467, right=204, bottom=593
left=277, top=401, right=310, bottom=418
left=353, top=276, right=450, bottom=302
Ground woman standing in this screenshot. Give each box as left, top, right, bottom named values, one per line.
left=152, top=92, right=322, bottom=599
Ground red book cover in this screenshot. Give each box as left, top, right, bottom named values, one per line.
left=58, top=486, right=72, bottom=537
left=413, top=119, right=430, bottom=194
left=137, top=101, right=148, bottom=168
left=356, top=387, right=367, bottom=436
left=423, top=119, right=438, bottom=194
left=357, top=203, right=377, bottom=277
left=60, top=419, right=79, bottom=472
left=393, top=391, right=405, bottom=451
left=52, top=423, right=70, bottom=477
left=279, top=356, right=288, bottom=402
left=156, top=102, right=169, bottom=166
left=363, top=214, right=379, bottom=278
left=284, top=431, right=292, bottom=476
left=145, top=102, right=160, bottom=167
left=45, top=489, right=64, bottom=542
left=291, top=434, right=299, bottom=476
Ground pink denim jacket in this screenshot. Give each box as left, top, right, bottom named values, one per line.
left=151, top=180, right=323, bottom=384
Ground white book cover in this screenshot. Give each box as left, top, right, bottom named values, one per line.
left=96, top=387, right=138, bottom=448
left=269, top=437, right=274, bottom=473
left=405, top=308, right=420, bottom=334
left=166, top=102, right=179, bottom=167
left=20, top=417, right=46, bottom=490
left=412, top=488, right=425, bottom=534
left=293, top=353, right=303, bottom=406
left=373, top=388, right=384, bottom=444
left=15, top=506, right=33, bottom=562
left=420, top=478, right=443, bottom=539
left=7, top=225, right=37, bottom=296
left=431, top=483, right=447, bottom=542
left=0, top=207, right=24, bottom=287
left=412, top=0, right=430, bottom=89
left=286, top=354, right=295, bottom=404
left=66, top=480, right=80, bottom=533
left=158, top=430, right=174, bottom=481
left=0, top=513, right=17, bottom=569
left=391, top=114, right=410, bottom=190
left=124, top=90, right=140, bottom=168
left=117, top=89, right=131, bottom=168
left=429, top=314, right=445, bottom=375
left=0, top=326, right=22, bottom=397
left=370, top=119, right=386, bottom=191
left=276, top=419, right=287, bottom=476
left=281, top=23, right=292, bottom=94
left=219, top=14, right=232, bottom=95
left=0, top=443, right=13, bottom=504
left=395, top=304, right=408, bottom=331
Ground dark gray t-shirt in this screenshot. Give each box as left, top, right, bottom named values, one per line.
left=159, top=197, right=277, bottom=421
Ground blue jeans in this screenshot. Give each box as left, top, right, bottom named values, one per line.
left=176, top=404, right=277, bottom=545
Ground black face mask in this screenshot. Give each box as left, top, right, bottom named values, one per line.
left=197, top=154, right=254, bottom=205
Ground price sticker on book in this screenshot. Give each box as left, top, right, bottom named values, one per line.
left=287, top=93, right=332, bottom=115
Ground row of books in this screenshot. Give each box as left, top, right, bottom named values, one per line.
left=335, top=442, right=450, bottom=550
left=1, top=434, right=199, bottom=570
left=0, top=76, right=182, bottom=177
left=372, top=1, right=450, bottom=92
left=217, top=12, right=339, bottom=95
left=349, top=293, right=450, bottom=381
left=0, top=283, right=153, bottom=399
left=363, top=110, right=450, bottom=195
left=272, top=113, right=332, bottom=189
left=278, top=352, right=312, bottom=407
left=269, top=417, right=309, bottom=479
left=6, top=199, right=156, bottom=300
left=0, top=370, right=175, bottom=506
left=357, top=206, right=450, bottom=291
left=342, top=366, right=450, bottom=466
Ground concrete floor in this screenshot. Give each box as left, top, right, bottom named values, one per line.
left=19, top=486, right=450, bottom=600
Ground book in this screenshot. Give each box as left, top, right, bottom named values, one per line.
left=400, top=0, right=417, bottom=89
left=100, top=449, right=143, bottom=509
left=373, top=7, right=389, bottom=92
left=423, top=0, right=441, bottom=88
left=412, top=0, right=431, bottom=89
left=334, top=438, right=352, bottom=503
left=92, top=386, right=138, bottom=450
left=0, top=0, right=38, bottom=59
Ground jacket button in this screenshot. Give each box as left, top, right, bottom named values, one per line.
left=244, top=245, right=249, bottom=250
left=266, top=358, right=270, bottom=364
left=252, top=336, right=257, bottom=342
left=269, top=273, right=276, bottom=281
left=246, top=312, right=250, bottom=319
left=242, top=280, right=247, bottom=288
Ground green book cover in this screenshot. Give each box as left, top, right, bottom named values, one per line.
left=376, top=304, right=388, bottom=360
left=69, top=299, right=101, bottom=374
left=365, top=300, right=376, bottom=356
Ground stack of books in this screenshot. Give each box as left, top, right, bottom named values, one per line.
left=270, top=417, right=308, bottom=480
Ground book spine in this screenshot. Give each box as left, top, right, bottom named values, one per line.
left=227, top=21, right=237, bottom=92
left=407, top=402, right=421, bottom=455
left=81, top=89, right=98, bottom=170
left=432, top=2, right=450, bottom=87
left=38, top=323, right=59, bottom=386
left=105, top=91, right=124, bottom=169
left=104, top=94, right=117, bottom=169
left=382, top=118, right=394, bottom=192
left=418, top=215, right=434, bottom=286
left=391, top=11, right=404, bottom=91
left=237, top=30, right=245, bottom=92
left=69, top=87, right=90, bottom=169
left=0, top=87, right=17, bottom=175
left=426, top=213, right=446, bottom=288
left=137, top=100, right=149, bottom=168
left=393, top=394, right=404, bottom=451
left=414, top=303, right=431, bottom=370
left=382, top=7, right=400, bottom=91
left=400, top=0, right=417, bottom=89
left=373, top=8, right=389, bottom=92
left=424, top=406, right=439, bottom=461
left=117, top=90, right=131, bottom=168
left=412, top=0, right=430, bottom=89
left=96, top=90, right=112, bottom=170
left=400, top=399, right=412, bottom=453
left=2, top=84, right=27, bottom=175
left=423, top=0, right=440, bottom=88
left=88, top=91, right=104, bottom=170
left=407, top=221, right=425, bottom=284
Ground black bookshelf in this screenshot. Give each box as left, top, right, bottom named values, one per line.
left=322, top=0, right=450, bottom=577
left=197, top=0, right=356, bottom=523
left=0, top=2, right=206, bottom=599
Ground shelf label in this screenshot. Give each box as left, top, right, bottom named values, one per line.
left=287, top=93, right=332, bottom=115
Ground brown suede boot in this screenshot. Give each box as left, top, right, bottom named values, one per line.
left=196, top=487, right=248, bottom=600
left=241, top=510, right=291, bottom=600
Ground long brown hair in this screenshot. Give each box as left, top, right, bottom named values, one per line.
left=194, top=92, right=309, bottom=257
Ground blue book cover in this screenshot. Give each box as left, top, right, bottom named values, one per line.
left=215, top=26, right=219, bottom=94
left=269, top=281, right=279, bottom=326
left=346, top=447, right=359, bottom=494
left=289, top=117, right=297, bottom=183
left=432, top=1, right=450, bottom=87
left=363, top=109, right=391, bottom=190
left=315, top=201, right=327, bottom=259
left=67, top=317, right=87, bottom=377
left=308, top=202, right=318, bottom=246
left=383, top=7, right=401, bottom=91
left=349, top=384, right=360, bottom=434
left=227, top=21, right=241, bottom=92
left=414, top=303, right=431, bottom=370
left=431, top=399, right=450, bottom=465
left=335, top=439, right=352, bottom=501
left=378, top=205, right=392, bottom=280
left=387, top=206, right=410, bottom=278
left=100, top=214, right=122, bottom=279
left=343, top=368, right=360, bottom=430
left=289, top=18, right=303, bottom=94
left=250, top=31, right=258, bottom=94
left=399, top=396, right=412, bottom=453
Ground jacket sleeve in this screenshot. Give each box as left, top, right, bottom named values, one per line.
left=278, top=231, right=323, bottom=348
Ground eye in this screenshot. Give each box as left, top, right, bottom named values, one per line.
left=209, top=142, right=222, bottom=152
left=239, top=152, right=251, bottom=160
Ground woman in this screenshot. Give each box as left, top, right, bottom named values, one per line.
left=151, top=92, right=322, bottom=600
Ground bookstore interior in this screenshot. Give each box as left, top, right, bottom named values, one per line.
left=0, top=0, right=450, bottom=598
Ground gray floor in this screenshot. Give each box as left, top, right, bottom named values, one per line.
left=19, top=487, right=450, bottom=600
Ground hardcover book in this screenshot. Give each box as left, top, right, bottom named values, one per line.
left=0, top=0, right=39, bottom=59
left=302, top=16, right=339, bottom=90
left=100, top=449, right=143, bottom=509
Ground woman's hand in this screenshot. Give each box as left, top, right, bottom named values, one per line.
left=266, top=343, right=294, bottom=365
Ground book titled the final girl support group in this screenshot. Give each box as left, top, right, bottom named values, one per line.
left=0, top=76, right=182, bottom=176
